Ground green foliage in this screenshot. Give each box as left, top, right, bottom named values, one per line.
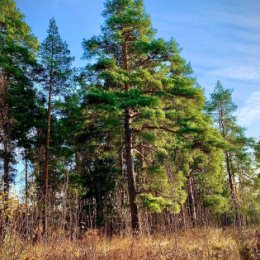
left=239, top=174, right=260, bottom=217
left=39, top=18, right=74, bottom=96
left=0, top=0, right=39, bottom=188
left=140, top=193, right=173, bottom=213
left=80, top=0, right=234, bottom=222
left=254, top=139, right=260, bottom=164
left=203, top=195, right=229, bottom=213
left=1, top=0, right=258, bottom=233
left=84, top=0, right=182, bottom=215
left=206, top=81, right=259, bottom=220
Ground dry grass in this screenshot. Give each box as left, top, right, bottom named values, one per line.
left=0, top=227, right=259, bottom=260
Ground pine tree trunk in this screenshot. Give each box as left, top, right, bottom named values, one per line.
left=1, top=75, right=10, bottom=196
left=123, top=38, right=139, bottom=233
left=43, top=75, right=53, bottom=237
left=95, top=181, right=104, bottom=228
left=25, top=156, right=28, bottom=208
left=3, top=146, right=9, bottom=194
left=1, top=76, right=11, bottom=233
left=3, top=144, right=10, bottom=230
left=181, top=205, right=187, bottom=230
left=125, top=109, right=139, bottom=232
left=187, top=174, right=197, bottom=227
left=225, top=151, right=239, bottom=225
left=25, top=156, right=29, bottom=237
left=218, top=101, right=239, bottom=226
left=62, top=171, right=69, bottom=234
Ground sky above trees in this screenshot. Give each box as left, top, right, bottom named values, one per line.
left=15, top=0, right=260, bottom=137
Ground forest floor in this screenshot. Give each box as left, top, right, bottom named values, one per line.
left=0, top=226, right=259, bottom=260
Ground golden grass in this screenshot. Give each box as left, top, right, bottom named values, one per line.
left=0, top=227, right=259, bottom=260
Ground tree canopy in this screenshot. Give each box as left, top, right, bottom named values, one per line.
left=0, top=0, right=258, bottom=238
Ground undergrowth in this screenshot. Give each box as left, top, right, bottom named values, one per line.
left=0, top=227, right=259, bottom=260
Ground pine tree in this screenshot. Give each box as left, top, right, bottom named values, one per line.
left=0, top=0, right=38, bottom=194
left=82, top=0, right=223, bottom=232
left=165, top=81, right=227, bottom=226
left=38, top=17, right=74, bottom=235
left=206, top=81, right=259, bottom=225
left=235, top=137, right=259, bottom=220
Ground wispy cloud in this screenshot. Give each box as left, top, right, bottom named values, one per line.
left=208, top=64, right=260, bottom=81
left=216, top=12, right=260, bottom=32
left=236, top=91, right=260, bottom=127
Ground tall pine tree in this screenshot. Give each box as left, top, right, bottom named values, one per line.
left=38, top=17, right=74, bottom=235
left=206, top=81, right=259, bottom=224
left=82, top=0, right=223, bottom=232
left=0, top=0, right=38, bottom=194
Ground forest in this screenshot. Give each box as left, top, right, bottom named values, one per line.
left=0, top=0, right=259, bottom=259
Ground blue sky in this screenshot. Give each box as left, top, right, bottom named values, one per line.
left=15, top=0, right=260, bottom=138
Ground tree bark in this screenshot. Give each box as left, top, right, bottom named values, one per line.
left=187, top=174, right=197, bottom=227
left=123, top=38, right=139, bottom=233
left=225, top=151, right=239, bottom=225
left=125, top=109, right=139, bottom=232
left=3, top=146, right=10, bottom=194
left=25, top=155, right=28, bottom=208
left=43, top=54, right=53, bottom=236
left=0, top=74, right=11, bottom=196
left=25, top=155, right=29, bottom=237
left=218, top=101, right=239, bottom=225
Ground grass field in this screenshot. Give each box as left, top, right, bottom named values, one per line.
left=1, top=227, right=259, bottom=260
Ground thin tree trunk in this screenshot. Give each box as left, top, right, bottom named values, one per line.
left=62, top=171, right=69, bottom=235
left=43, top=36, right=55, bottom=238
left=1, top=75, right=11, bottom=196
left=124, top=109, right=139, bottom=232
left=0, top=75, right=11, bottom=235
left=25, top=156, right=29, bottom=238
left=3, top=140, right=10, bottom=230
left=25, top=156, right=29, bottom=208
left=3, top=145, right=10, bottom=229
left=181, top=205, right=187, bottom=230
left=3, top=146, right=10, bottom=194
left=218, top=101, right=239, bottom=226
left=123, top=38, right=139, bottom=233
left=225, top=151, right=239, bottom=225
left=187, top=174, right=197, bottom=227
left=43, top=70, right=53, bottom=237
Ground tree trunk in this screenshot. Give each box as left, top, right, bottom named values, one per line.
left=225, top=151, right=239, bottom=225
left=123, top=38, right=139, bottom=233
left=1, top=75, right=11, bottom=196
left=125, top=109, right=139, bottom=232
left=218, top=101, right=239, bottom=226
left=0, top=75, right=11, bottom=234
left=3, top=146, right=10, bottom=194
left=187, top=174, right=197, bottom=227
left=181, top=205, right=187, bottom=230
left=62, top=170, right=69, bottom=235
left=43, top=73, right=53, bottom=237
left=25, top=155, right=29, bottom=237
left=3, top=145, right=10, bottom=228
left=25, top=156, right=28, bottom=208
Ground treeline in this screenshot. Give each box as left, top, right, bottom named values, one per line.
left=0, top=0, right=259, bottom=239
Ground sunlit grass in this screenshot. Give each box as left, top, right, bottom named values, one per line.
left=0, top=227, right=258, bottom=260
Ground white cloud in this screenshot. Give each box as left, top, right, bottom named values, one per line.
left=236, top=91, right=260, bottom=127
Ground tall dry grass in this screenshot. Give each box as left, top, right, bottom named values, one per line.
left=0, top=227, right=259, bottom=260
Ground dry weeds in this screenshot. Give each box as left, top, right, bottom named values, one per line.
left=0, top=227, right=259, bottom=260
